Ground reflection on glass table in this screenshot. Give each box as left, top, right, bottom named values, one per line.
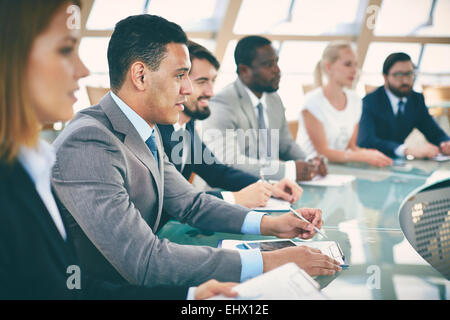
left=328, top=160, right=450, bottom=178
left=293, top=173, right=426, bottom=230
left=157, top=223, right=448, bottom=300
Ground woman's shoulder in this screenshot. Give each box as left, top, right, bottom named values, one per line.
left=303, top=87, right=326, bottom=109
left=304, top=87, right=324, bottom=101
left=343, top=88, right=361, bottom=100
left=343, top=88, right=362, bottom=108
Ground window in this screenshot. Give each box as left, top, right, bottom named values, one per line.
left=234, top=0, right=361, bottom=35
left=86, top=0, right=145, bottom=30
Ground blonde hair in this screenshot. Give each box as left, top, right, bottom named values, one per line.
left=0, top=0, right=79, bottom=163
left=313, top=41, right=353, bottom=88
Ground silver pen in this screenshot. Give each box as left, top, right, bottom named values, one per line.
left=288, top=207, right=328, bottom=239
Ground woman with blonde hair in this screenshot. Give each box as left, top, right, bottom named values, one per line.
left=295, top=41, right=392, bottom=167
left=0, top=0, right=237, bottom=299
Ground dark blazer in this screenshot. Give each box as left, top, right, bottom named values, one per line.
left=0, top=160, right=187, bottom=299
left=158, top=119, right=259, bottom=199
left=357, top=86, right=449, bottom=157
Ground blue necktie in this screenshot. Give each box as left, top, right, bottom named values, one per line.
left=145, top=133, right=159, bottom=167
left=396, top=100, right=405, bottom=124
left=257, top=102, right=271, bottom=158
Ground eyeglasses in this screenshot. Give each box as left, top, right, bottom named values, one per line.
left=389, top=71, right=416, bottom=80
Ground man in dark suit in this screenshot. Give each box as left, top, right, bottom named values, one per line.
left=158, top=41, right=303, bottom=212
left=357, top=52, right=450, bottom=158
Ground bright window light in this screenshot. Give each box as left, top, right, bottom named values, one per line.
left=86, top=0, right=145, bottom=30
left=374, top=0, right=432, bottom=36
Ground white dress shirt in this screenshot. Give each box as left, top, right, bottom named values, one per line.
left=18, top=139, right=67, bottom=241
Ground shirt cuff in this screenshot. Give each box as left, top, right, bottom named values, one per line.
left=284, top=160, right=296, bottom=180
left=221, top=191, right=235, bottom=204
left=187, top=287, right=197, bottom=300
left=240, top=211, right=265, bottom=235
left=238, top=248, right=264, bottom=282
left=395, top=144, right=406, bottom=158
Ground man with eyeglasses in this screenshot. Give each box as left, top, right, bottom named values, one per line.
left=357, top=52, right=450, bottom=159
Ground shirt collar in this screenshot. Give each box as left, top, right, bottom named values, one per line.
left=173, top=121, right=187, bottom=132
left=18, top=139, right=55, bottom=185
left=110, top=91, right=153, bottom=142
left=243, top=83, right=267, bottom=110
left=385, top=87, right=407, bottom=110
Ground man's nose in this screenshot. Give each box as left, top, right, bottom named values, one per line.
left=181, top=76, right=193, bottom=96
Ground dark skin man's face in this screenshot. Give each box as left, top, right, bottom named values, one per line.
left=240, top=45, right=281, bottom=97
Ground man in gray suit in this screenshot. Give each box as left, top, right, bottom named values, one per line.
left=52, top=15, right=341, bottom=289
left=202, top=36, right=327, bottom=181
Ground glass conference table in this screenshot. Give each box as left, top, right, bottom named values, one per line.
left=157, top=159, right=450, bottom=300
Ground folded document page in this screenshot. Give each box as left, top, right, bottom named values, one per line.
left=208, top=263, right=327, bottom=300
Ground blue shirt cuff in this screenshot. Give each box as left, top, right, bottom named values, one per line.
left=240, top=211, right=265, bottom=235
left=395, top=144, right=406, bottom=158
left=238, top=248, right=264, bottom=282
left=186, top=287, right=196, bottom=300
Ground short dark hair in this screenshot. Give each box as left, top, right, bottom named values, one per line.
left=187, top=40, right=220, bottom=70
left=382, top=52, right=413, bottom=75
left=234, top=35, right=272, bottom=74
left=107, top=14, right=187, bottom=91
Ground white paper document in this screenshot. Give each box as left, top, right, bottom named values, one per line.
left=432, top=153, right=450, bottom=162
left=296, top=241, right=347, bottom=266
left=253, top=197, right=291, bottom=212
left=208, top=263, right=327, bottom=300
left=298, top=174, right=355, bottom=187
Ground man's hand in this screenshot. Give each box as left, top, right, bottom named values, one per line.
left=271, top=178, right=303, bottom=203
left=194, top=279, right=238, bottom=300
left=260, top=208, right=323, bottom=239
left=262, top=246, right=342, bottom=276
left=233, top=181, right=273, bottom=208
left=440, top=141, right=450, bottom=155
left=295, top=160, right=316, bottom=181
left=405, top=143, right=440, bottom=159
left=356, top=149, right=393, bottom=167
left=309, top=155, right=328, bottom=176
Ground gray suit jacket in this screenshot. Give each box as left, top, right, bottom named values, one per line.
left=52, top=93, right=249, bottom=287
left=202, top=78, right=305, bottom=180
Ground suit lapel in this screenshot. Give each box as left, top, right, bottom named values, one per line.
left=379, top=87, right=398, bottom=133
left=153, top=126, right=165, bottom=231
left=99, top=93, right=163, bottom=229
left=158, top=124, right=183, bottom=172
left=11, top=162, right=70, bottom=267
left=234, top=80, right=259, bottom=135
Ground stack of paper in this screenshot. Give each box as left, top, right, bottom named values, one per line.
left=208, top=263, right=327, bottom=300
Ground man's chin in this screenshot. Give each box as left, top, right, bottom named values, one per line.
left=264, top=86, right=279, bottom=93
left=183, top=107, right=211, bottom=120
left=389, top=85, right=412, bottom=98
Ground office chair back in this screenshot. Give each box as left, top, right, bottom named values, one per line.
left=399, top=178, right=450, bottom=280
